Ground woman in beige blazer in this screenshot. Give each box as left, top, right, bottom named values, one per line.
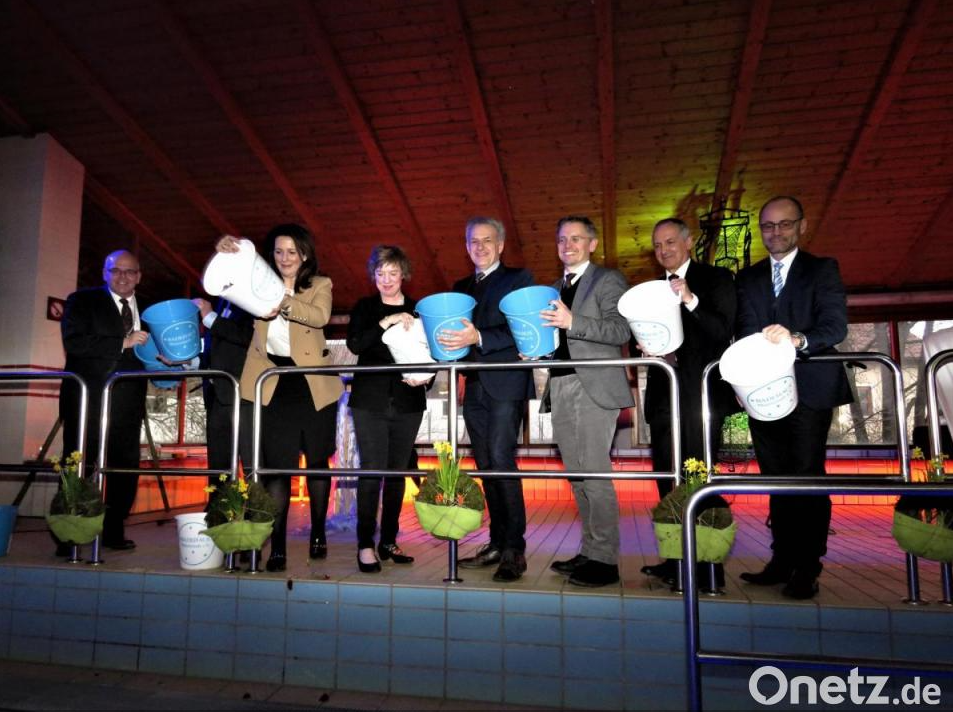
left=234, top=223, right=343, bottom=572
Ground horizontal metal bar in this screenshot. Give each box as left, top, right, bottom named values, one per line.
left=250, top=467, right=679, bottom=480
left=698, top=651, right=953, bottom=677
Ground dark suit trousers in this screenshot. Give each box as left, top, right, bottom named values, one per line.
left=748, top=402, right=833, bottom=574
left=462, top=380, right=526, bottom=553
left=205, top=398, right=253, bottom=486
left=351, top=406, right=423, bottom=549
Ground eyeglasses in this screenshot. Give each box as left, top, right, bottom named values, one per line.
left=107, top=268, right=140, bottom=278
left=758, top=218, right=802, bottom=234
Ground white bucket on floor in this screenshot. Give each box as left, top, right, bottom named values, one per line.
left=924, top=327, right=953, bottom=429
left=617, top=280, right=684, bottom=355
left=202, top=238, right=284, bottom=317
left=175, top=512, right=224, bottom=570
left=720, top=333, right=798, bottom=421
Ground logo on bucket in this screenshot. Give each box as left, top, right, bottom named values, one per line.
left=745, top=376, right=797, bottom=420
left=159, top=322, right=200, bottom=361
left=433, top=317, right=468, bottom=360
left=631, top=320, right=673, bottom=355
left=251, top=259, right=285, bottom=301
left=178, top=520, right=217, bottom=566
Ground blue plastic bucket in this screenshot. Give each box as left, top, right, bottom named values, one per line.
left=499, top=285, right=560, bottom=358
left=141, top=299, right=201, bottom=362
left=415, top=292, right=477, bottom=361
left=134, top=334, right=186, bottom=390
left=0, top=505, right=17, bottom=557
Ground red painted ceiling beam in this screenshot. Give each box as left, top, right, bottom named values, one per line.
left=596, top=0, right=617, bottom=269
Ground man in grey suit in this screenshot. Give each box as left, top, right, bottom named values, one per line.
left=540, top=216, right=634, bottom=587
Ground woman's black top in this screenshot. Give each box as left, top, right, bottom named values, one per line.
left=346, top=294, right=427, bottom=414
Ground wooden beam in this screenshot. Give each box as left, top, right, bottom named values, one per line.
left=9, top=0, right=239, bottom=238
left=294, top=0, right=446, bottom=289
left=807, top=0, right=938, bottom=251
left=595, top=0, right=617, bottom=268
left=442, top=0, right=524, bottom=265
left=888, top=182, right=953, bottom=287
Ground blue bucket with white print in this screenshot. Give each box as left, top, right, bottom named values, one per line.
left=499, top=285, right=560, bottom=358
left=141, top=299, right=201, bottom=362
left=415, top=292, right=477, bottom=361
left=134, top=334, right=186, bottom=390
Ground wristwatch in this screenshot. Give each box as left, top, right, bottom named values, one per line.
left=791, top=332, right=807, bottom=351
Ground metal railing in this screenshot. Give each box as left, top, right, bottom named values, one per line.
left=249, top=356, right=682, bottom=579
left=94, top=369, right=241, bottom=565
left=682, top=479, right=953, bottom=712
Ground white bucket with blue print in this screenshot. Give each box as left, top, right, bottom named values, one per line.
left=175, top=512, right=224, bottom=570
left=617, top=280, right=684, bottom=356
left=720, top=333, right=798, bottom=421
left=202, top=238, right=284, bottom=317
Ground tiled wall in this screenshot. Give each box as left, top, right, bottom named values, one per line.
left=0, top=563, right=951, bottom=710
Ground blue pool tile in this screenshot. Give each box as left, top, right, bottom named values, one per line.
left=393, top=586, right=445, bottom=609
left=12, top=610, right=53, bottom=638
left=339, top=604, right=389, bottom=635
left=286, top=629, right=336, bottom=660
left=448, top=610, right=501, bottom=641
left=189, top=576, right=238, bottom=598
left=286, top=600, right=336, bottom=632
left=237, top=599, right=286, bottom=629
left=189, top=595, right=236, bottom=623
left=94, top=642, right=138, bottom=671
left=390, top=666, right=444, bottom=698
left=54, top=587, right=98, bottom=615
left=14, top=567, right=55, bottom=586
left=821, top=630, right=891, bottom=659
left=237, top=577, right=288, bottom=601
left=891, top=610, right=953, bottom=638
left=893, top=634, right=953, bottom=663
left=700, top=622, right=752, bottom=653
left=187, top=621, right=235, bottom=652
left=141, top=593, right=188, bottom=621
left=749, top=602, right=819, bottom=630
left=337, top=633, right=388, bottom=664
left=288, top=581, right=337, bottom=604
left=50, top=639, right=94, bottom=667
left=700, top=601, right=750, bottom=627
left=393, top=607, right=445, bottom=638
left=820, top=606, right=888, bottom=632
left=445, top=670, right=501, bottom=702
left=139, top=647, right=185, bottom=676
left=52, top=612, right=97, bottom=641
left=447, top=641, right=501, bottom=673
left=338, top=583, right=390, bottom=607
left=97, top=590, right=143, bottom=618
left=504, top=643, right=561, bottom=677
left=447, top=589, right=502, bottom=612
left=505, top=674, right=563, bottom=708
left=564, top=647, right=623, bottom=681
left=141, top=619, right=187, bottom=649
left=0, top=583, right=11, bottom=607
left=186, top=649, right=234, bottom=679
left=753, top=627, right=821, bottom=656
left=234, top=653, right=285, bottom=684
left=563, top=592, right=622, bottom=619
left=564, top=616, right=622, bottom=649
left=98, top=572, right=144, bottom=592
left=10, top=636, right=51, bottom=662
left=0, top=566, right=15, bottom=583
left=626, top=683, right=685, bottom=710
left=624, top=651, right=684, bottom=685
left=391, top=636, right=444, bottom=666
left=54, top=568, right=100, bottom=590
left=565, top=679, right=624, bottom=710
left=96, top=616, right=141, bottom=645
left=143, top=573, right=190, bottom=595
left=284, top=657, right=335, bottom=688
left=337, top=662, right=389, bottom=693
left=504, top=591, right=561, bottom=615
left=504, top=613, right=561, bottom=645
left=13, top=584, right=54, bottom=612
left=623, top=597, right=682, bottom=622
left=236, top=626, right=285, bottom=657
left=624, top=620, right=684, bottom=653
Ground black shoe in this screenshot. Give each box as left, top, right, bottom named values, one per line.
left=459, top=544, right=502, bottom=569
left=740, top=559, right=792, bottom=586
left=551, top=554, right=588, bottom=576
left=358, top=548, right=381, bottom=573
left=378, top=543, right=414, bottom=564
left=782, top=570, right=820, bottom=600
left=492, top=551, right=527, bottom=582
left=569, top=560, right=620, bottom=588
left=102, top=539, right=136, bottom=551
left=309, top=541, right=327, bottom=560
left=55, top=542, right=73, bottom=557
left=641, top=559, right=678, bottom=580
left=265, top=553, right=286, bottom=572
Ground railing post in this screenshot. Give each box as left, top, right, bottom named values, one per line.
left=445, top=363, right=462, bottom=584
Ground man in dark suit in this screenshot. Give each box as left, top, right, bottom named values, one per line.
left=437, top=217, right=535, bottom=582
left=639, top=218, right=738, bottom=585
left=735, top=196, right=852, bottom=599
left=542, top=216, right=633, bottom=587
left=59, top=250, right=150, bottom=552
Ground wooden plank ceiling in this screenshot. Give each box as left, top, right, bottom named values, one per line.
left=0, top=0, right=951, bottom=313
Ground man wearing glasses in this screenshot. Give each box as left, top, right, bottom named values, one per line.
left=59, top=250, right=150, bottom=554
left=735, top=196, right=852, bottom=599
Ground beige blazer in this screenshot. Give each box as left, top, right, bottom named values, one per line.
left=239, top=276, right=344, bottom=410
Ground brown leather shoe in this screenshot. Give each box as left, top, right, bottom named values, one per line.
left=492, top=551, right=527, bottom=582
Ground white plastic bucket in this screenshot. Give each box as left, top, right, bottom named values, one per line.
left=617, top=280, right=684, bottom=355
left=175, top=512, right=224, bottom=570
left=923, top=328, right=953, bottom=429
left=720, top=333, right=798, bottom=421
left=202, top=238, right=284, bottom=317
left=381, top=318, right=436, bottom=382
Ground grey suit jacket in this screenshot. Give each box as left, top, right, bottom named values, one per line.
left=545, top=264, right=634, bottom=410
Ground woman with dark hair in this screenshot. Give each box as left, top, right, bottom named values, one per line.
left=346, top=245, right=429, bottom=573
left=227, top=223, right=342, bottom=572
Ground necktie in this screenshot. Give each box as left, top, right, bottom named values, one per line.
left=668, top=273, right=678, bottom=282
left=119, top=297, right=133, bottom=335
left=564, top=272, right=576, bottom=289
left=475, top=272, right=485, bottom=283
left=772, top=261, right=784, bottom=297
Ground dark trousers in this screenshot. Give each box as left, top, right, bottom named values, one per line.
left=462, top=380, right=526, bottom=554
left=205, top=398, right=253, bottom=486
left=351, top=406, right=423, bottom=549
left=749, top=402, right=834, bottom=574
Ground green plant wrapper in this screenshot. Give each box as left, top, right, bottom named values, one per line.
left=201, top=519, right=274, bottom=553
left=654, top=521, right=737, bottom=563
left=414, top=501, right=483, bottom=540
left=891, top=511, right=953, bottom=563
left=46, top=513, right=105, bottom=545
